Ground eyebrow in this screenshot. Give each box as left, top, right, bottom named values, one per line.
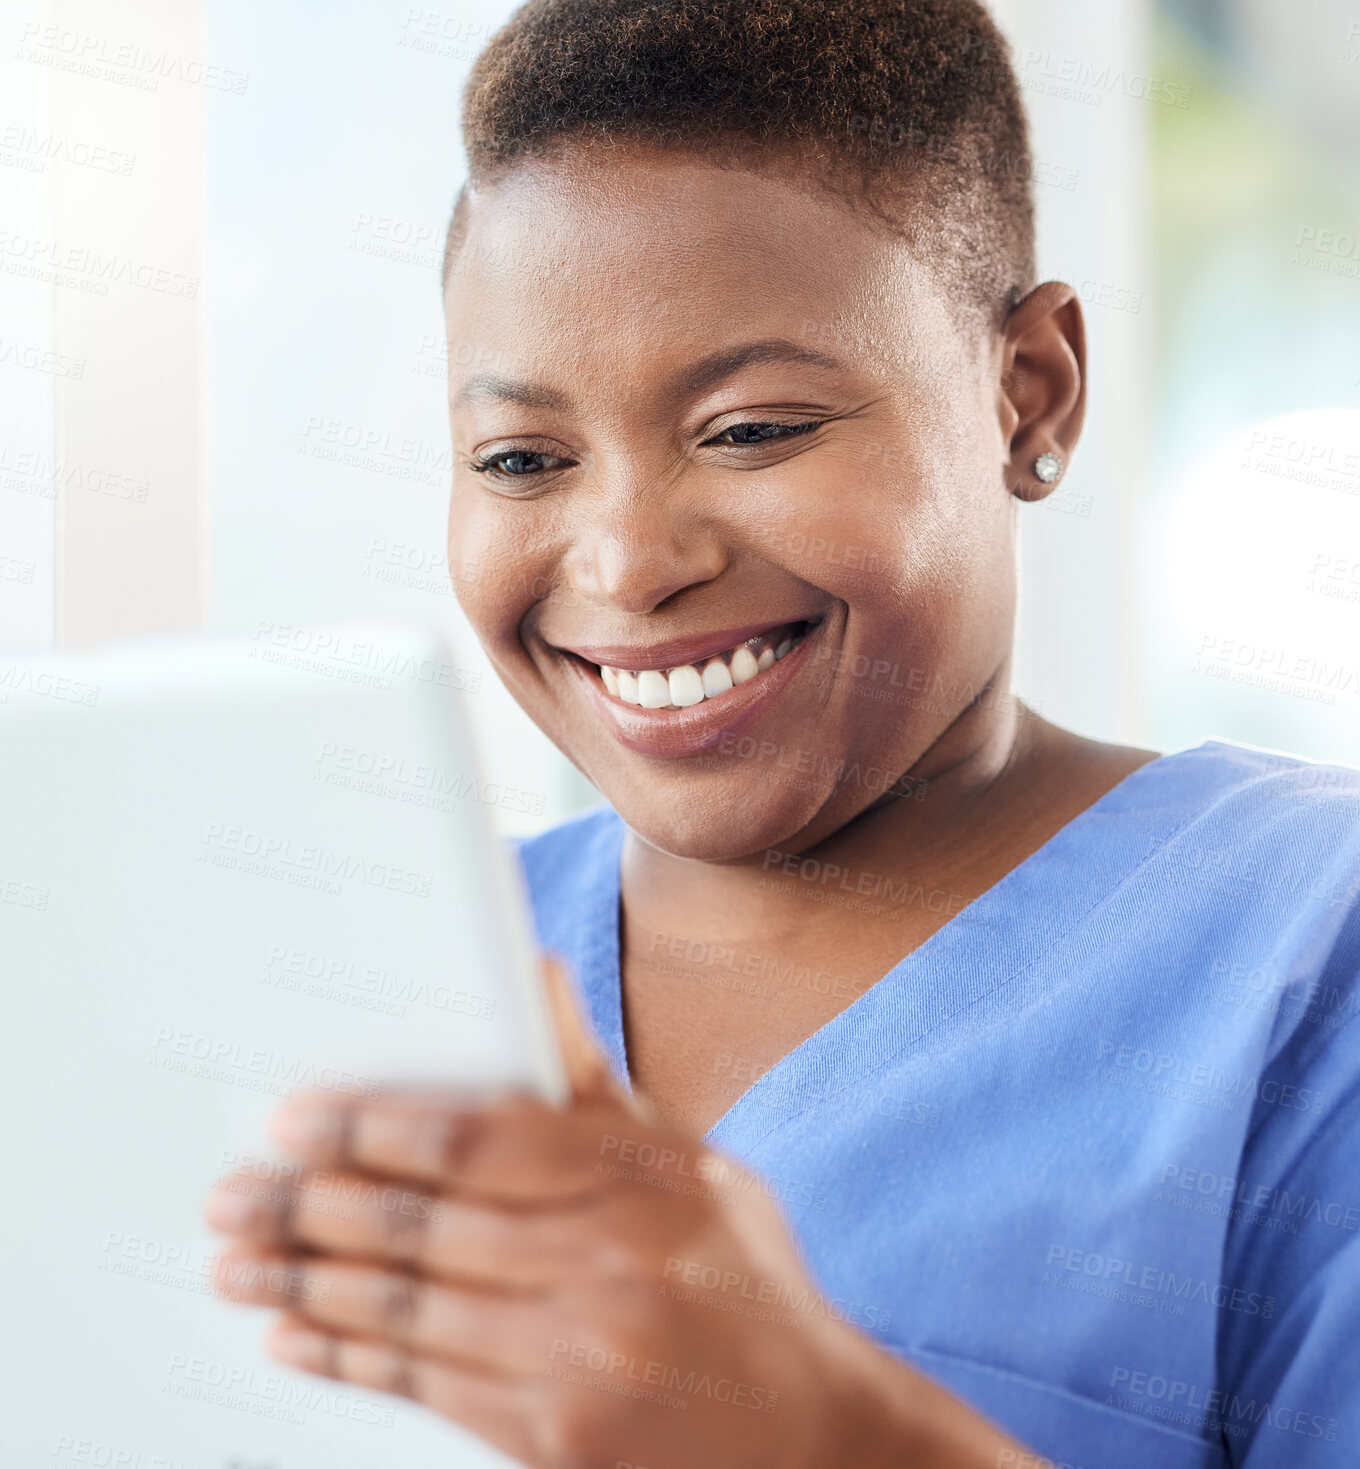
left=449, top=338, right=849, bottom=413
left=451, top=373, right=572, bottom=412
left=671, top=338, right=849, bottom=398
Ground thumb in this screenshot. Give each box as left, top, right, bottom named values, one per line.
left=541, top=954, right=641, bottom=1111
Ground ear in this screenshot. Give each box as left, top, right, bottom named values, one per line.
left=997, top=282, right=1086, bottom=503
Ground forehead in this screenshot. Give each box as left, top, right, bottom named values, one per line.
left=443, top=148, right=953, bottom=377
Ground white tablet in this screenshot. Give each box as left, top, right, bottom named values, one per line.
left=0, top=619, right=565, bottom=1468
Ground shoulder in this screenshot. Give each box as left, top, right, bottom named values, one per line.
left=1143, top=738, right=1360, bottom=867
left=1152, top=741, right=1360, bottom=1055
left=1134, top=740, right=1360, bottom=960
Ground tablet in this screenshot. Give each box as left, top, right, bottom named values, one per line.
left=0, top=619, right=565, bottom=1468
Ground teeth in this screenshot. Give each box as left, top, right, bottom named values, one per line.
left=701, top=658, right=733, bottom=697
left=596, top=621, right=811, bottom=709
left=637, top=670, right=671, bottom=709
left=668, top=665, right=705, bottom=707
left=729, top=646, right=759, bottom=684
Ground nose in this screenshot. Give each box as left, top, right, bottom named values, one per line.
left=564, top=475, right=728, bottom=614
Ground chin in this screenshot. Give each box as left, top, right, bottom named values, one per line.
left=603, top=774, right=840, bottom=864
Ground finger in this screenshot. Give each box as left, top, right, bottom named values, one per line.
left=541, top=954, right=629, bottom=1105
left=204, top=1165, right=605, bottom=1288
left=265, top=1318, right=538, bottom=1466
left=216, top=1253, right=551, bottom=1376
left=266, top=1092, right=631, bottom=1203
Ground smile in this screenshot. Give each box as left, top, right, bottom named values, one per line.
left=555, top=616, right=826, bottom=759
left=594, top=620, right=813, bottom=709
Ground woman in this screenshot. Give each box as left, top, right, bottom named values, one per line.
left=204, top=1, right=1360, bottom=1464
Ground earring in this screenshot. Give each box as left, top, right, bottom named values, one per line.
left=1033, top=452, right=1064, bottom=485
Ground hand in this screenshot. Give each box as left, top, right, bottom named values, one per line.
left=204, top=958, right=1023, bottom=1468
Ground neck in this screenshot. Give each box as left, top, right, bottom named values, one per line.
left=620, top=662, right=1059, bottom=941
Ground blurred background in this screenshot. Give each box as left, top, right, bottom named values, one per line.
left=2, top=0, right=1358, bottom=836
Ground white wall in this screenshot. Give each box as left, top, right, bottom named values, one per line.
left=0, top=0, right=59, bottom=648
left=989, top=0, right=1153, bottom=745
left=1, top=0, right=205, bottom=651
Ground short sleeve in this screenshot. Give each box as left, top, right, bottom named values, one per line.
left=1217, top=901, right=1360, bottom=1464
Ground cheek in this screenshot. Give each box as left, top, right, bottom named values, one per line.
left=447, top=488, right=546, bottom=652
left=746, top=443, right=968, bottom=615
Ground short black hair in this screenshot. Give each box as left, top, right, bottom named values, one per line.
left=451, top=0, right=1036, bottom=330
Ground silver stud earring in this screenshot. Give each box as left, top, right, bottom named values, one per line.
left=1033, top=452, right=1064, bottom=485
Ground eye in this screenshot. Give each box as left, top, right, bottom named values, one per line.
left=468, top=448, right=573, bottom=478
left=705, top=420, right=822, bottom=447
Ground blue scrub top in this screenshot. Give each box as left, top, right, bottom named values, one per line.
left=514, top=739, right=1360, bottom=1468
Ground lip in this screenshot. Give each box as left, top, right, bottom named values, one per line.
left=554, top=619, right=815, bottom=674
left=563, top=620, right=824, bottom=759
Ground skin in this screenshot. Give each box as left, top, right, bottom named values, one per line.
left=206, top=143, right=1159, bottom=1466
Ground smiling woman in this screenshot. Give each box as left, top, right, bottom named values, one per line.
left=204, top=1, right=1360, bottom=1467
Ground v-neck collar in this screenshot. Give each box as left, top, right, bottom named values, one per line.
left=568, top=741, right=1234, bottom=1153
